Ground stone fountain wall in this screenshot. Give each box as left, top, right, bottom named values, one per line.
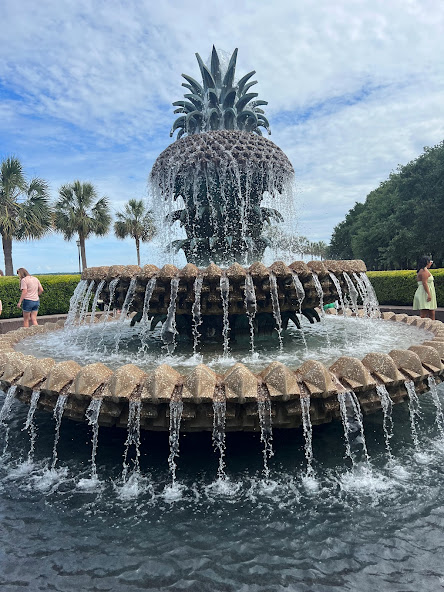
left=81, top=259, right=367, bottom=316
left=0, top=312, right=443, bottom=432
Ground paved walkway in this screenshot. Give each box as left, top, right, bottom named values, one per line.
left=0, top=314, right=68, bottom=334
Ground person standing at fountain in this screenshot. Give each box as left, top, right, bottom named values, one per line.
left=413, top=256, right=436, bottom=320
left=16, top=268, right=44, bottom=327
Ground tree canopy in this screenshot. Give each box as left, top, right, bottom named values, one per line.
left=114, top=199, right=156, bottom=266
left=0, top=156, right=52, bottom=275
left=329, top=141, right=444, bottom=269
left=54, top=181, right=111, bottom=271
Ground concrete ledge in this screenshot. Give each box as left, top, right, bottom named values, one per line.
left=380, top=306, right=444, bottom=323
left=0, top=314, right=68, bottom=334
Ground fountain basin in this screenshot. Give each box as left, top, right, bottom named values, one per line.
left=1, top=312, right=443, bottom=431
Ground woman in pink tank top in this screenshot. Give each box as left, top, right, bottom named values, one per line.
left=16, top=268, right=44, bottom=327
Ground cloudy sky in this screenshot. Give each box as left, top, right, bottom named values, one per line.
left=1, top=0, right=443, bottom=272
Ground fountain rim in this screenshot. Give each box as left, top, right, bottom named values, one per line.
left=0, top=311, right=444, bottom=431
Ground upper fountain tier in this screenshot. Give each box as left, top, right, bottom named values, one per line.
left=149, top=47, right=296, bottom=267
left=82, top=259, right=366, bottom=339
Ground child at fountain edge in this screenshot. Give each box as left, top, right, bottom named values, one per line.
left=413, top=255, right=436, bottom=320
left=16, top=268, right=44, bottom=327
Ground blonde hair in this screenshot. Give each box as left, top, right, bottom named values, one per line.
left=16, top=268, right=30, bottom=279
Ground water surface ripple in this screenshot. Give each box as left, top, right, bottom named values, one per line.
left=1, top=384, right=444, bottom=591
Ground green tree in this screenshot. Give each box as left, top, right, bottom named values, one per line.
left=0, top=156, right=52, bottom=275
left=54, top=181, right=111, bottom=271
left=329, top=141, right=444, bottom=269
left=114, top=199, right=156, bottom=266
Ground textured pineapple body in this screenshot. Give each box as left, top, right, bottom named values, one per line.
left=150, top=130, right=294, bottom=266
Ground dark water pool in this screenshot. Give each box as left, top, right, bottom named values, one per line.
left=1, top=386, right=444, bottom=591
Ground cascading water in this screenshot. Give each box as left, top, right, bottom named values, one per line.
left=292, top=273, right=308, bottom=350
left=337, top=391, right=369, bottom=464
left=360, top=273, right=380, bottom=318
left=427, top=376, right=444, bottom=437
left=220, top=275, right=230, bottom=357
left=51, top=394, right=68, bottom=470
left=64, top=279, right=88, bottom=329
left=328, top=272, right=346, bottom=314
left=96, top=278, right=120, bottom=344
left=353, top=272, right=372, bottom=318
left=138, top=276, right=157, bottom=351
left=376, top=384, right=394, bottom=457
left=0, top=385, right=17, bottom=455
left=89, top=279, right=106, bottom=325
left=300, top=390, right=314, bottom=477
left=342, top=272, right=359, bottom=316
left=0, top=385, right=17, bottom=424
left=192, top=276, right=203, bottom=355
left=85, top=398, right=103, bottom=479
left=161, top=277, right=180, bottom=348
left=122, top=399, right=141, bottom=482
left=23, top=389, right=41, bottom=462
left=168, top=396, right=183, bottom=484
left=77, top=280, right=95, bottom=326
left=405, top=380, right=422, bottom=448
left=114, top=277, right=138, bottom=353
left=269, top=274, right=283, bottom=350
left=257, top=386, right=274, bottom=479
left=313, top=271, right=332, bottom=348
left=311, top=272, right=324, bottom=313
left=212, top=396, right=227, bottom=480
left=244, top=274, right=257, bottom=354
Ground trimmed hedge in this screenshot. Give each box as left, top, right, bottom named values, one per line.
left=0, top=275, right=80, bottom=319
left=367, top=269, right=444, bottom=306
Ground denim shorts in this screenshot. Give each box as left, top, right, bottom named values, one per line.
left=22, top=299, right=39, bottom=312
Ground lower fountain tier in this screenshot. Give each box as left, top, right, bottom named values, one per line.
left=1, top=312, right=444, bottom=431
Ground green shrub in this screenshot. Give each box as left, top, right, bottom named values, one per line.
left=367, top=269, right=444, bottom=306
left=0, top=274, right=80, bottom=319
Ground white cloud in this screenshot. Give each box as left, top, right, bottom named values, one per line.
left=0, top=0, right=443, bottom=270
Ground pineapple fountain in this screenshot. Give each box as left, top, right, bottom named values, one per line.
left=1, top=47, right=444, bottom=466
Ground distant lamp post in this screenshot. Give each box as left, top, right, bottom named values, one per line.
left=76, top=240, right=81, bottom=274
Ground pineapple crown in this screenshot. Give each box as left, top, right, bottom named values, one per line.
left=170, top=46, right=271, bottom=139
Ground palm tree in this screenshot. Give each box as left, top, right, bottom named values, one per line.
left=54, top=181, right=111, bottom=271
left=0, top=156, right=52, bottom=275
left=114, top=199, right=156, bottom=266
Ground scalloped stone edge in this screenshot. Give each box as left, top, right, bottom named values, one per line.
left=0, top=312, right=442, bottom=432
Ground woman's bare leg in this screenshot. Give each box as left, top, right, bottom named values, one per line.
left=30, top=310, right=39, bottom=326
left=23, top=311, right=31, bottom=328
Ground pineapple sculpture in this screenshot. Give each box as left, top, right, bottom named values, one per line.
left=150, top=46, right=294, bottom=266
left=170, top=46, right=270, bottom=137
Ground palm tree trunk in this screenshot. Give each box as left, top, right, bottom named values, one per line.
left=2, top=234, right=14, bottom=276
left=135, top=237, right=140, bottom=267
left=80, top=235, right=87, bottom=270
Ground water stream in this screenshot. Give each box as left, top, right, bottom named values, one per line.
left=220, top=275, right=231, bottom=357
left=85, top=398, right=103, bottom=479
left=244, top=274, right=257, bottom=354
left=122, top=399, right=142, bottom=482
left=269, top=273, right=283, bottom=350
left=51, top=394, right=68, bottom=470
left=192, top=276, right=203, bottom=355
left=23, top=389, right=41, bottom=462
left=405, top=380, right=422, bottom=448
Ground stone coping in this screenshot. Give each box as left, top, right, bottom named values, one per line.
left=81, top=259, right=367, bottom=281
left=0, top=312, right=443, bottom=431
